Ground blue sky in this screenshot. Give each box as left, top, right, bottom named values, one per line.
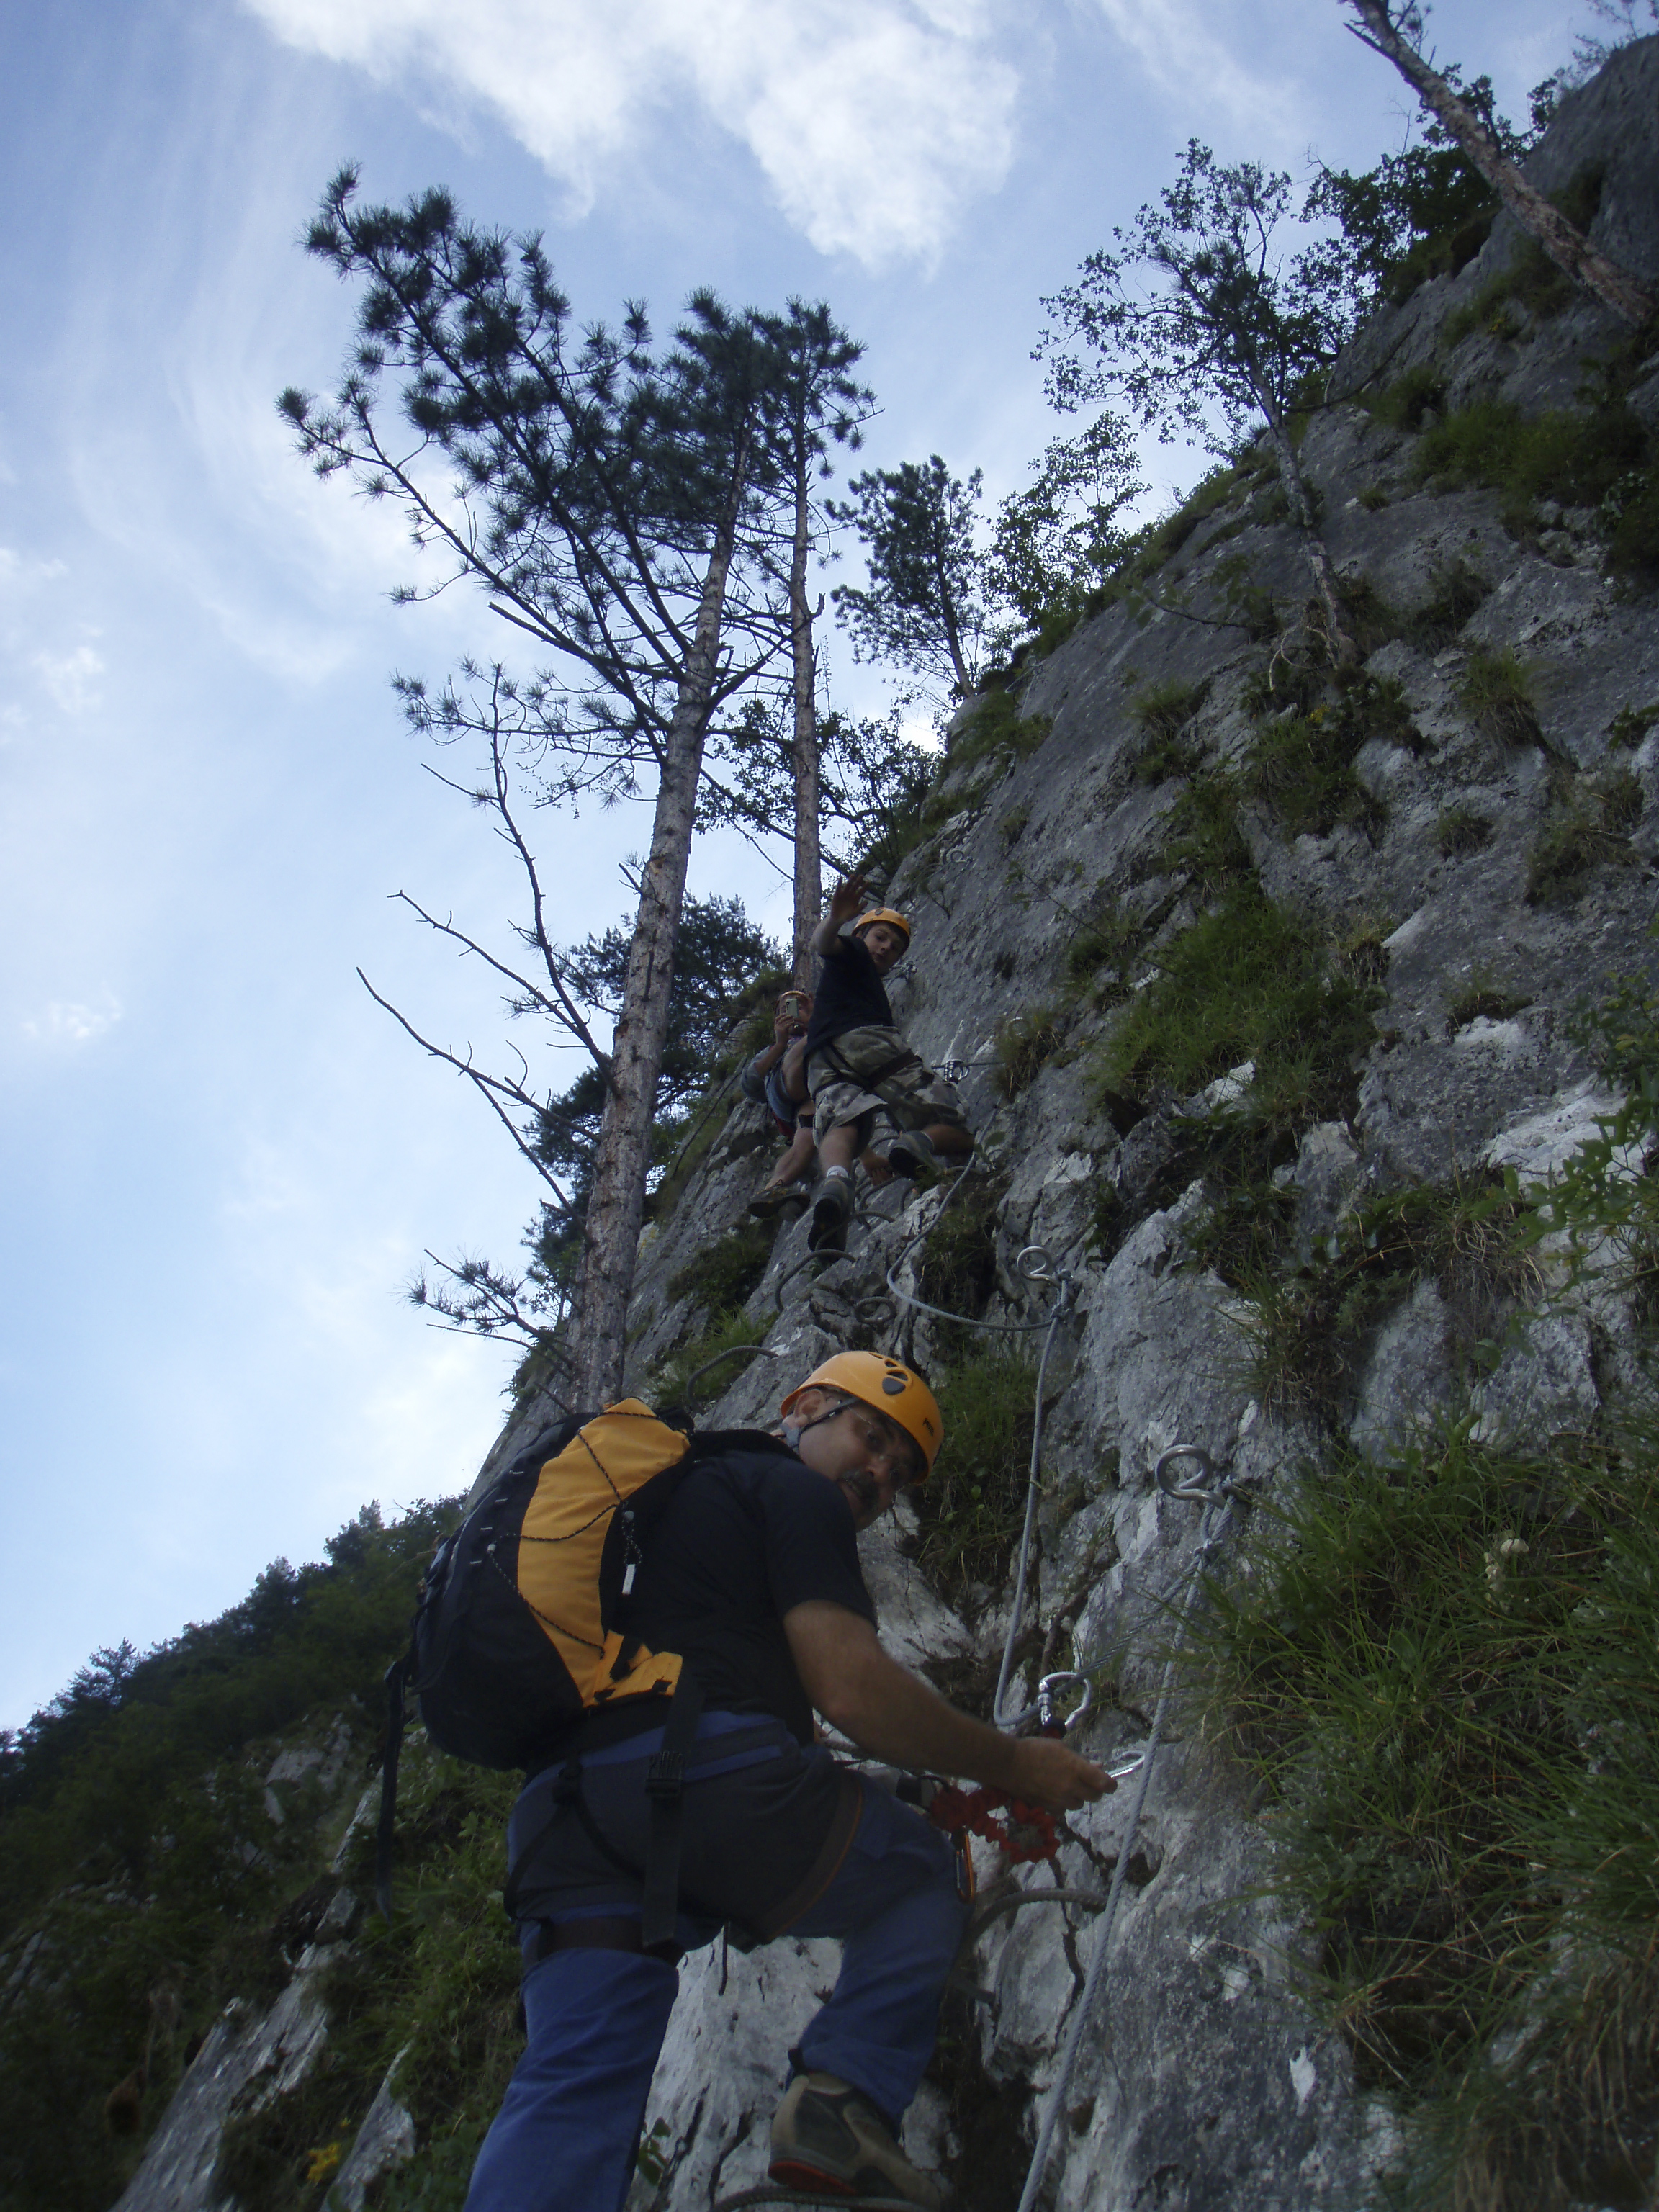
left=1, top=0, right=1584, bottom=1728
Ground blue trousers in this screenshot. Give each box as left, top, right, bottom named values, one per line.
left=463, top=1766, right=966, bottom=2212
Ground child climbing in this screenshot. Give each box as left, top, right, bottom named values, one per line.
left=802, top=876, right=974, bottom=1256
left=741, top=991, right=818, bottom=1215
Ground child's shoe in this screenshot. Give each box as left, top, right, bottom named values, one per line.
left=808, top=1175, right=853, bottom=1254
left=884, top=1128, right=940, bottom=1179
left=749, top=1179, right=811, bottom=1216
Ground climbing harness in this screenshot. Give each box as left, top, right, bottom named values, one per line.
left=1012, top=1445, right=1250, bottom=2212
left=711, top=2192, right=920, bottom=2211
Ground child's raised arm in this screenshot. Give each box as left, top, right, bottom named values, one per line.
left=811, top=873, right=868, bottom=960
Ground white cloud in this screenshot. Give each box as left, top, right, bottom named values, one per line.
left=21, top=994, right=123, bottom=1046
left=1087, top=0, right=1315, bottom=148
left=243, top=0, right=1020, bottom=266
left=32, top=642, right=104, bottom=715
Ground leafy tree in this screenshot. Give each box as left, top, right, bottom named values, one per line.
left=410, top=893, right=785, bottom=1356
left=1305, top=87, right=1521, bottom=304
left=699, top=698, right=934, bottom=886
left=829, top=455, right=993, bottom=700
left=1040, top=142, right=1364, bottom=665
left=987, top=412, right=1146, bottom=631
left=1339, top=0, right=1655, bottom=325
left=752, top=302, right=873, bottom=977
left=284, top=174, right=801, bottom=1406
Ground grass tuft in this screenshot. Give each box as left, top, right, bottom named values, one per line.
left=1459, top=647, right=1542, bottom=747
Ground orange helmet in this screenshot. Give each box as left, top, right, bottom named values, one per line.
left=853, top=907, right=910, bottom=947
left=780, top=1352, right=942, bottom=1480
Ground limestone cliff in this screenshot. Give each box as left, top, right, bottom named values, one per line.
left=97, top=40, right=1659, bottom=2212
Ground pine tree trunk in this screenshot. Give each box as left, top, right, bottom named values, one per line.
left=1256, top=390, right=1359, bottom=667
left=788, top=451, right=822, bottom=982
left=1346, top=0, right=1655, bottom=325
left=567, top=513, right=741, bottom=1408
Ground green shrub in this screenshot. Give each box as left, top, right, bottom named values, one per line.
left=1459, top=647, right=1542, bottom=746
left=913, top=1348, right=1038, bottom=1600
left=1416, top=397, right=1658, bottom=580
left=667, top=1218, right=774, bottom=1316
left=1369, top=361, right=1447, bottom=433
left=646, top=1308, right=769, bottom=1416
left=917, top=1174, right=1009, bottom=1355
left=1098, top=884, right=1383, bottom=1123
left=1063, top=899, right=1147, bottom=1007
left=1130, top=675, right=1209, bottom=750
left=1154, top=772, right=1253, bottom=896
left=1403, top=557, right=1491, bottom=649
left=994, top=1005, right=1064, bottom=1099
left=1609, top=701, right=1659, bottom=750
left=1525, top=773, right=1642, bottom=904
left=1242, top=701, right=1386, bottom=842
left=1434, top=805, right=1493, bottom=858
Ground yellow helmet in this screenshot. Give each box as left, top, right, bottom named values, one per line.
left=780, top=1352, right=943, bottom=1480
left=853, top=907, right=910, bottom=947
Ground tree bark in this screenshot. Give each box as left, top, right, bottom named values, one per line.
left=788, top=447, right=822, bottom=981
left=1345, top=0, right=1655, bottom=325
left=567, top=503, right=742, bottom=1408
left=1256, top=386, right=1359, bottom=667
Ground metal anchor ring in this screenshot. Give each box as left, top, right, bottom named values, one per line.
left=1015, top=1244, right=1057, bottom=1285
left=1155, top=1444, right=1218, bottom=1500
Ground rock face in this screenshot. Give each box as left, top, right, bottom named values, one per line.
left=109, top=41, right=1659, bottom=2212
left=593, top=46, right=1659, bottom=2211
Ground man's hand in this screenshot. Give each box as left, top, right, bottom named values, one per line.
left=1007, top=1735, right=1111, bottom=1814
left=784, top=1601, right=1112, bottom=1810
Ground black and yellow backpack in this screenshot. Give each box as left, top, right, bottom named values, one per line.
left=375, top=1400, right=730, bottom=1918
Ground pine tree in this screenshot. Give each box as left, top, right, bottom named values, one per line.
left=829, top=456, right=992, bottom=700
left=282, top=175, right=791, bottom=1406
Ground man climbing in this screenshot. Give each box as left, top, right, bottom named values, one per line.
left=462, top=1352, right=1110, bottom=2212
left=801, top=876, right=974, bottom=1257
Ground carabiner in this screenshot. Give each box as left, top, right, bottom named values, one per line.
left=1035, top=1670, right=1094, bottom=1737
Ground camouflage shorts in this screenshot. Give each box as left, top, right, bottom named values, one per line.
left=807, top=1025, right=968, bottom=1148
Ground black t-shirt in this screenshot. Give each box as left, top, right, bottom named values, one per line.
left=803, top=932, right=895, bottom=1062
left=584, top=1442, right=876, bottom=1748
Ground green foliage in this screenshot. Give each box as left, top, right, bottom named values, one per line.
left=1193, top=1429, right=1659, bottom=2105
left=0, top=1503, right=460, bottom=2212
left=1609, top=700, right=1659, bottom=750
left=1227, top=1174, right=1541, bottom=1416
left=912, top=1349, right=1038, bottom=1601
left=1130, top=677, right=1209, bottom=781
left=1458, top=647, right=1542, bottom=747
left=1063, top=899, right=1147, bottom=1007
left=1099, top=886, right=1383, bottom=1125
left=917, top=1175, right=1009, bottom=1359
left=667, top=1218, right=775, bottom=1316
left=1434, top=804, right=1494, bottom=858
left=644, top=1308, right=770, bottom=1416
left=829, top=455, right=993, bottom=697
left=1241, top=687, right=1392, bottom=842
left=1154, top=770, right=1253, bottom=897
left=1369, top=361, right=1449, bottom=433
left=994, top=1006, right=1065, bottom=1100
left=1415, top=396, right=1659, bottom=583
left=1305, top=93, right=1516, bottom=307
left=941, top=689, right=1051, bottom=780
left=988, top=413, right=1145, bottom=631
left=1403, top=557, right=1492, bottom=650
left=1197, top=948, right=1659, bottom=2203
left=1441, top=167, right=1607, bottom=346
left=1525, top=770, right=1642, bottom=904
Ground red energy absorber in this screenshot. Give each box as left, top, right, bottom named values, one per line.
left=926, top=1784, right=1058, bottom=1866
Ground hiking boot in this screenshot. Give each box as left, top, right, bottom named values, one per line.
left=883, top=1128, right=940, bottom=1180
left=769, top=2072, right=945, bottom=2210
left=750, top=1179, right=811, bottom=1217
left=808, top=1175, right=853, bottom=1255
